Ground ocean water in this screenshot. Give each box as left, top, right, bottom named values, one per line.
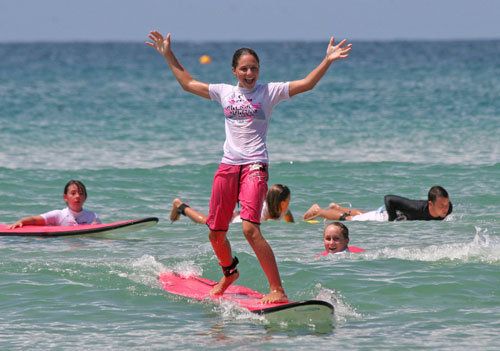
left=0, top=40, right=499, bottom=350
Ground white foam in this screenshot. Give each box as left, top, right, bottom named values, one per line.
left=115, top=254, right=168, bottom=289
left=1, top=124, right=498, bottom=170
left=314, top=283, right=363, bottom=325
left=171, top=260, right=203, bottom=278
left=216, top=300, right=266, bottom=323
left=365, top=227, right=499, bottom=263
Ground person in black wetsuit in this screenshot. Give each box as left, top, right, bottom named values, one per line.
left=303, top=185, right=453, bottom=222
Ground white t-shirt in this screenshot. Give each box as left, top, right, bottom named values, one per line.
left=209, top=82, right=290, bottom=165
left=231, top=202, right=282, bottom=223
left=41, top=207, right=100, bottom=226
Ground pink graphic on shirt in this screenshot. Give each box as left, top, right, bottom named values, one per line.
left=224, top=94, right=262, bottom=120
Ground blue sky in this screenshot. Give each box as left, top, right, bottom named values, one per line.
left=1, top=0, right=499, bottom=42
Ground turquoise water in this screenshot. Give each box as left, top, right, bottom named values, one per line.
left=1, top=41, right=499, bottom=350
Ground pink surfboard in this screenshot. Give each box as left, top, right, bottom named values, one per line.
left=158, top=272, right=333, bottom=325
left=0, top=217, right=158, bottom=237
left=347, top=245, right=365, bottom=253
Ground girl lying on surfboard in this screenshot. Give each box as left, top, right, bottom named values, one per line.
left=319, top=222, right=365, bottom=256
left=7, top=180, right=101, bottom=229
left=170, top=184, right=294, bottom=224
left=147, top=30, right=351, bottom=303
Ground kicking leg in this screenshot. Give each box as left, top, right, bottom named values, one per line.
left=170, top=198, right=208, bottom=224
left=328, top=202, right=364, bottom=216
left=169, top=198, right=183, bottom=222
left=304, top=204, right=354, bottom=221
left=303, top=203, right=321, bottom=220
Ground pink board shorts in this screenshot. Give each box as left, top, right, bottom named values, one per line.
left=206, top=163, right=268, bottom=232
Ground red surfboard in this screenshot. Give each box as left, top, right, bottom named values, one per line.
left=0, top=217, right=158, bottom=237
left=158, top=272, right=333, bottom=325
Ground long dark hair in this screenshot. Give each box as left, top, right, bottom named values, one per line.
left=266, top=184, right=290, bottom=219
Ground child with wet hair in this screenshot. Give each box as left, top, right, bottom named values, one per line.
left=8, top=180, right=100, bottom=228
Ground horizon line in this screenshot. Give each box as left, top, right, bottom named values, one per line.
left=1, top=37, right=500, bottom=44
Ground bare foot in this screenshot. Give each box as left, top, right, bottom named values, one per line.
left=209, top=271, right=240, bottom=296
left=303, top=204, right=320, bottom=221
left=261, top=288, right=288, bottom=304
left=169, top=198, right=183, bottom=222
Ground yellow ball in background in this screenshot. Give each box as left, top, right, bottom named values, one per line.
left=199, top=55, right=212, bottom=65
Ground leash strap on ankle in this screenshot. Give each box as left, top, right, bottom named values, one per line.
left=221, top=256, right=239, bottom=277
left=177, top=203, right=190, bottom=216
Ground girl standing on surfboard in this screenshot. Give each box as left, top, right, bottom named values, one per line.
left=169, top=184, right=294, bottom=224
left=147, top=31, right=351, bottom=303
left=7, top=180, right=100, bottom=229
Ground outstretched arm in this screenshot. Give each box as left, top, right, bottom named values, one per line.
left=8, top=215, right=45, bottom=229
left=289, top=37, right=352, bottom=97
left=146, top=31, right=210, bottom=99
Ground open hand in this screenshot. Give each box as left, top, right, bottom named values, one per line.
left=7, top=221, right=23, bottom=229
left=326, top=37, right=352, bottom=62
left=146, top=31, right=171, bottom=56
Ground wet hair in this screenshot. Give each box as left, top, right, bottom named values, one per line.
left=64, top=180, right=87, bottom=198
left=266, top=184, right=290, bottom=220
left=232, top=48, right=260, bottom=69
left=324, top=222, right=349, bottom=240
left=428, top=185, right=449, bottom=203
